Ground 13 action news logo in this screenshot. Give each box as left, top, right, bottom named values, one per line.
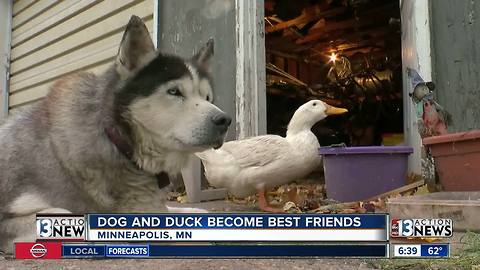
left=391, top=219, right=453, bottom=238
left=36, top=215, right=85, bottom=240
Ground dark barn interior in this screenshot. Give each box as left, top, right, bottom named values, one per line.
left=264, top=0, right=403, bottom=147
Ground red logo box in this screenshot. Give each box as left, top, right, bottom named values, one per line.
left=391, top=219, right=399, bottom=237
left=15, top=242, right=62, bottom=259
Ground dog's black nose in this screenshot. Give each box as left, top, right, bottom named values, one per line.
left=211, top=113, right=232, bottom=130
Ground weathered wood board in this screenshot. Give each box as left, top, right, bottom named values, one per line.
left=431, top=0, right=480, bottom=132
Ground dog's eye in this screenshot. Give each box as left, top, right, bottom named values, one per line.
left=167, top=87, right=183, bottom=97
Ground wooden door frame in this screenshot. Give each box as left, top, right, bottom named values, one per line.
left=237, top=0, right=429, bottom=173
left=234, top=0, right=267, bottom=138
left=400, top=0, right=433, bottom=174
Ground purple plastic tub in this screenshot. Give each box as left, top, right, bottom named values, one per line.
left=319, top=146, right=413, bottom=202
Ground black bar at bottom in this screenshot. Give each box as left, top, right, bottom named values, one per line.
left=148, top=244, right=387, bottom=258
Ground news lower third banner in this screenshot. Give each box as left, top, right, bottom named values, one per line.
left=86, top=214, right=388, bottom=242
left=15, top=242, right=389, bottom=259
left=64, top=243, right=389, bottom=258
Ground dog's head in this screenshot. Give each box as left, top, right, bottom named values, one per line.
left=114, top=16, right=231, bottom=155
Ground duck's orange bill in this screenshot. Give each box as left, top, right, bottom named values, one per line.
left=326, top=105, right=348, bottom=115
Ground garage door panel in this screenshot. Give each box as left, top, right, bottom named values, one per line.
left=12, top=0, right=101, bottom=47
left=8, top=0, right=154, bottom=111
left=11, top=0, right=146, bottom=61
left=9, top=61, right=113, bottom=108
left=10, top=15, right=153, bottom=75
left=12, top=0, right=60, bottom=30
left=12, top=0, right=35, bottom=16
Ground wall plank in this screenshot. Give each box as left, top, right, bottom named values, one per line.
left=12, top=0, right=60, bottom=29
left=431, top=0, right=480, bottom=131
left=11, top=0, right=142, bottom=60
left=11, top=13, right=153, bottom=75
left=9, top=61, right=113, bottom=108
left=12, top=0, right=100, bottom=46
left=12, top=0, right=35, bottom=16
left=10, top=23, right=153, bottom=90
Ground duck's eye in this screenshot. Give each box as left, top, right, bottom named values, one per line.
left=206, top=95, right=211, bottom=101
left=313, top=102, right=317, bottom=106
left=167, top=87, right=183, bottom=97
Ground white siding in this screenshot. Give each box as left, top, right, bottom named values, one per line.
left=9, top=0, right=154, bottom=110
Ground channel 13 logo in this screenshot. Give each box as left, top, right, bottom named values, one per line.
left=391, top=218, right=453, bottom=238
left=36, top=215, right=85, bottom=240
left=37, top=219, right=53, bottom=237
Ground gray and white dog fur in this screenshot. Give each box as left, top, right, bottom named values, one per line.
left=0, top=16, right=231, bottom=253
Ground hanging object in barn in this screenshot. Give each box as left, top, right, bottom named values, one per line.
left=407, top=68, right=452, bottom=138
left=327, top=54, right=353, bottom=83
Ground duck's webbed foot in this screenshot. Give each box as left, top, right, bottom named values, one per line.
left=257, top=187, right=284, bottom=213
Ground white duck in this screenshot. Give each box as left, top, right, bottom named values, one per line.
left=195, top=100, right=348, bottom=212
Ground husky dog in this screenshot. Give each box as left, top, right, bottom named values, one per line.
left=0, top=16, right=231, bottom=253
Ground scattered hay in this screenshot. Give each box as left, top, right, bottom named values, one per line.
left=225, top=179, right=425, bottom=214
left=171, top=175, right=425, bottom=213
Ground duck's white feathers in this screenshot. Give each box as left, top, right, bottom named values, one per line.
left=217, top=135, right=289, bottom=168
left=196, top=132, right=321, bottom=198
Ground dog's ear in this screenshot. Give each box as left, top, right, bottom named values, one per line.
left=116, top=15, right=155, bottom=79
left=192, top=38, right=214, bottom=72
